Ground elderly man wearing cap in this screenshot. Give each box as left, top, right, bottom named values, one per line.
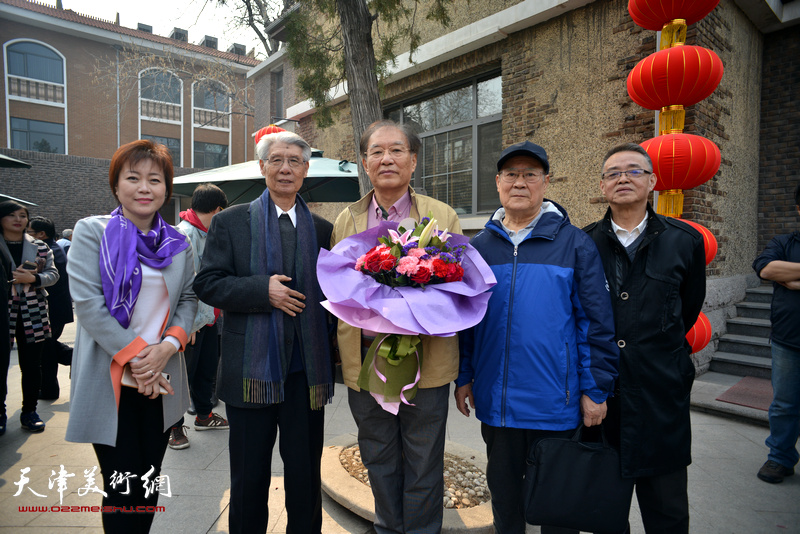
left=455, top=141, right=619, bottom=534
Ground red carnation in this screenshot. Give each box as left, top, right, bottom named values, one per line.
left=432, top=259, right=450, bottom=279
left=445, top=263, right=464, bottom=282
left=410, top=266, right=432, bottom=284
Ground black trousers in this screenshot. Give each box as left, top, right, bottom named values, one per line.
left=15, top=319, right=43, bottom=414
left=481, top=423, right=579, bottom=534
left=39, top=321, right=64, bottom=398
left=93, top=387, right=169, bottom=534
left=226, top=370, right=324, bottom=534
left=182, top=323, right=219, bottom=418
left=623, top=468, right=689, bottom=534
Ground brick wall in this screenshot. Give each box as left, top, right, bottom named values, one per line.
left=0, top=147, right=199, bottom=232
left=757, top=27, right=800, bottom=253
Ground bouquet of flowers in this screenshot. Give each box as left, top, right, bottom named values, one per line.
left=317, top=215, right=496, bottom=414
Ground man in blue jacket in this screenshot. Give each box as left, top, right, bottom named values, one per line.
left=753, top=183, right=800, bottom=484
left=455, top=141, right=619, bottom=534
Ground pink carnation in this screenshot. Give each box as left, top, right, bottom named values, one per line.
left=396, top=256, right=420, bottom=275
left=406, top=247, right=426, bottom=258
left=355, top=255, right=366, bottom=271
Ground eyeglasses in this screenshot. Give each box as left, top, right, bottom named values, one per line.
left=499, top=169, right=546, bottom=183
left=365, top=147, right=411, bottom=161
left=267, top=157, right=304, bottom=168
left=601, top=169, right=652, bottom=181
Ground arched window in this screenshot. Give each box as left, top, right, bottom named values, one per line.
left=193, top=80, right=229, bottom=113
left=192, top=79, right=230, bottom=130
left=140, top=70, right=181, bottom=104
left=6, top=41, right=63, bottom=84
left=139, top=69, right=182, bottom=123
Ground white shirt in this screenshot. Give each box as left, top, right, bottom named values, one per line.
left=129, top=264, right=180, bottom=350
left=274, top=203, right=297, bottom=227
left=610, top=214, right=648, bottom=247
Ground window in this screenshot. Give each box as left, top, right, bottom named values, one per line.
left=194, top=142, right=228, bottom=169
left=386, top=74, right=502, bottom=215
left=142, top=134, right=181, bottom=165
left=140, top=70, right=181, bottom=104
left=193, top=80, right=229, bottom=113
left=10, top=117, right=65, bottom=153
left=6, top=42, right=63, bottom=83
left=273, top=70, right=284, bottom=119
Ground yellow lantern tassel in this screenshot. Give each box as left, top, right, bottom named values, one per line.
left=661, top=19, right=687, bottom=49
left=659, top=105, right=685, bottom=135
left=657, top=189, right=684, bottom=217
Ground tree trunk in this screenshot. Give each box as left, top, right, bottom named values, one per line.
left=335, top=0, right=383, bottom=197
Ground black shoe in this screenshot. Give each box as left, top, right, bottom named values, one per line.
left=20, top=412, right=45, bottom=433
left=757, top=460, right=795, bottom=484
left=187, top=399, right=196, bottom=416
left=0, top=414, right=6, bottom=436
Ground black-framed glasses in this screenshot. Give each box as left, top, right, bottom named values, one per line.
left=601, top=169, right=652, bottom=181
left=499, top=169, right=546, bottom=183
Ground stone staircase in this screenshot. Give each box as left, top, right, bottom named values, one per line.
left=710, top=284, right=773, bottom=379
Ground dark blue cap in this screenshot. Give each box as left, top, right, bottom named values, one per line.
left=497, top=141, right=549, bottom=174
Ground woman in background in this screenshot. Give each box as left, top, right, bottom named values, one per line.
left=0, top=200, right=58, bottom=434
left=65, top=140, right=196, bottom=533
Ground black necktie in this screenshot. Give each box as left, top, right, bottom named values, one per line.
left=278, top=213, right=296, bottom=277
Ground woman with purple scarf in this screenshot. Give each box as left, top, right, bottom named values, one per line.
left=65, top=140, right=197, bottom=533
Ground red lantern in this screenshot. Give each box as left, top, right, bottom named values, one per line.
left=673, top=219, right=718, bottom=265
left=627, top=46, right=724, bottom=110
left=686, top=312, right=712, bottom=353
left=255, top=124, right=286, bottom=145
left=628, top=0, right=719, bottom=31
left=641, top=133, right=721, bottom=216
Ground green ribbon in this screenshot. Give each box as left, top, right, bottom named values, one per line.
left=358, top=334, right=423, bottom=400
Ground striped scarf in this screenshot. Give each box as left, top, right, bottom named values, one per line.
left=242, top=190, right=333, bottom=409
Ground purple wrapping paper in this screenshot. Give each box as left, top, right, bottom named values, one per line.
left=317, top=221, right=497, bottom=336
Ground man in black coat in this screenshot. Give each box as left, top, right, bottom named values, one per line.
left=584, top=143, right=705, bottom=534
left=28, top=216, right=73, bottom=400
left=194, top=130, right=335, bottom=534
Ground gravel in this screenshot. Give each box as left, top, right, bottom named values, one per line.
left=339, top=445, right=491, bottom=509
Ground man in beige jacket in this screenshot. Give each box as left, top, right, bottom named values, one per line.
left=332, top=120, right=461, bottom=534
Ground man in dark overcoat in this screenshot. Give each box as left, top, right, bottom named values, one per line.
left=194, top=131, right=334, bottom=534
left=584, top=143, right=706, bottom=534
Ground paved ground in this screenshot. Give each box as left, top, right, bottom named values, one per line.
left=1, top=321, right=798, bottom=533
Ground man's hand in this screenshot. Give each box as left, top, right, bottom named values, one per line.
left=778, top=279, right=800, bottom=291
left=455, top=383, right=475, bottom=417
left=188, top=331, right=197, bottom=345
left=580, top=395, right=607, bottom=427
left=269, top=274, right=306, bottom=316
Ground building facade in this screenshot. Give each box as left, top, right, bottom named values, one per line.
left=255, top=0, right=799, bottom=372
left=0, top=0, right=259, bottom=226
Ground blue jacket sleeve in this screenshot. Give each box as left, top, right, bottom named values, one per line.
left=572, top=236, right=619, bottom=403
left=456, top=326, right=475, bottom=387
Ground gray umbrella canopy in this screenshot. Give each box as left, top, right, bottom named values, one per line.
left=174, top=154, right=360, bottom=205
left=0, top=153, right=32, bottom=168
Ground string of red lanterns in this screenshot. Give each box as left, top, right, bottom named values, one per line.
left=625, top=0, right=722, bottom=352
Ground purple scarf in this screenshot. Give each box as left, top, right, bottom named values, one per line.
left=99, top=206, right=189, bottom=328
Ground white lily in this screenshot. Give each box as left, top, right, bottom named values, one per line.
left=417, top=217, right=438, bottom=248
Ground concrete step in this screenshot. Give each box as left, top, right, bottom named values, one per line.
left=717, top=333, right=772, bottom=358
left=744, top=285, right=773, bottom=304
left=710, top=351, right=772, bottom=379
left=735, top=301, right=771, bottom=320
left=726, top=317, right=772, bottom=338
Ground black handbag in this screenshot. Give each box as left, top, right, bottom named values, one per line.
left=523, top=424, right=634, bottom=533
